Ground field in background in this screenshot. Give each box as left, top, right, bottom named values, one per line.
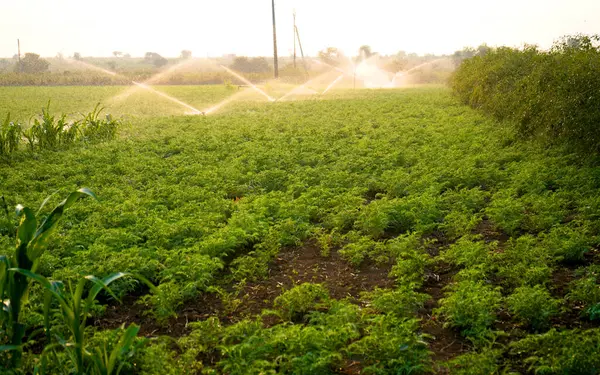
left=1, top=85, right=599, bottom=373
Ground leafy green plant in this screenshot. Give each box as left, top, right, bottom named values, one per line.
left=444, top=348, right=502, bottom=375
left=362, top=285, right=430, bottom=318
left=436, top=280, right=502, bottom=342
left=485, top=192, right=525, bottom=236
left=497, top=235, right=556, bottom=287
left=388, top=237, right=432, bottom=287
left=542, top=224, right=595, bottom=263
left=80, top=104, right=120, bottom=143
left=347, top=315, right=432, bottom=374
left=452, top=35, right=600, bottom=152
left=273, top=283, right=330, bottom=322
left=441, top=235, right=494, bottom=269
left=510, top=328, right=600, bottom=374
left=439, top=210, right=482, bottom=240
left=0, top=188, right=96, bottom=370
left=506, top=285, right=561, bottom=331
left=22, top=270, right=141, bottom=375
left=567, top=265, right=600, bottom=320
left=0, top=114, right=21, bottom=157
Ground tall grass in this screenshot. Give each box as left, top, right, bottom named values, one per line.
left=2, top=102, right=121, bottom=158
left=451, top=34, right=600, bottom=152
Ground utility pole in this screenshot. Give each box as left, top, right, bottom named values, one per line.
left=293, top=10, right=297, bottom=68
left=271, top=0, right=279, bottom=79
left=17, top=39, right=21, bottom=72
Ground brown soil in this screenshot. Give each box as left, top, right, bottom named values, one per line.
left=95, top=240, right=393, bottom=337
left=419, top=261, right=470, bottom=365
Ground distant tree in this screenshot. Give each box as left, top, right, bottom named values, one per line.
left=112, top=51, right=123, bottom=57
left=15, top=53, right=50, bottom=73
left=144, top=52, right=168, bottom=67
left=230, top=56, right=270, bottom=73
left=56, top=52, right=64, bottom=60
left=181, top=50, right=192, bottom=59
left=318, top=47, right=343, bottom=66
left=124, top=53, right=131, bottom=58
left=73, top=52, right=82, bottom=60
left=359, top=45, right=375, bottom=60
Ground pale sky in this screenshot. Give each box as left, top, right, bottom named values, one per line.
left=1, top=0, right=599, bottom=58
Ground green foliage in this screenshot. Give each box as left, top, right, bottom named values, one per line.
left=0, top=86, right=600, bottom=372
left=1, top=102, right=121, bottom=158
left=441, top=235, right=494, bottom=270
left=0, top=189, right=95, bottom=370
left=567, top=265, right=600, bottom=320
left=451, top=34, right=600, bottom=152
left=485, top=191, right=525, bottom=236
left=506, top=285, right=561, bottom=331
left=362, top=285, right=430, bottom=318
left=436, top=280, right=502, bottom=342
left=439, top=210, right=482, bottom=240
left=16, top=53, right=50, bottom=73
left=347, top=315, right=432, bottom=374
left=497, top=235, right=556, bottom=287
left=542, top=224, right=595, bottom=263
left=444, top=348, right=502, bottom=375
left=215, top=302, right=363, bottom=375
left=0, top=114, right=21, bottom=157
left=510, top=328, right=600, bottom=374
left=388, top=233, right=432, bottom=287
left=274, top=283, right=330, bottom=322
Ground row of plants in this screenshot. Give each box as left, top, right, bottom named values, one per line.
left=1, top=88, right=600, bottom=372
left=0, top=189, right=159, bottom=374
left=1, top=103, right=120, bottom=158
left=0, top=67, right=309, bottom=87
left=451, top=34, right=600, bottom=152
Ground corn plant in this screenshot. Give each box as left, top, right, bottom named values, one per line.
left=0, top=188, right=96, bottom=369
left=15, top=270, right=141, bottom=375
left=80, top=104, right=120, bottom=143
left=31, top=102, right=68, bottom=150
left=0, top=114, right=22, bottom=157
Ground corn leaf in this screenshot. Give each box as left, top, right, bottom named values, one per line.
left=15, top=206, right=36, bottom=266
left=28, top=188, right=97, bottom=260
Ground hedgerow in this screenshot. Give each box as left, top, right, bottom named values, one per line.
left=451, top=34, right=600, bottom=152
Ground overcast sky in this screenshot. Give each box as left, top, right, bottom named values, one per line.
left=1, top=0, right=599, bottom=58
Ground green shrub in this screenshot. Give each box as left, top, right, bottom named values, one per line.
left=439, top=210, right=482, bottom=240
left=506, top=285, right=561, bottom=331
left=567, top=265, right=600, bottom=320
left=339, top=233, right=376, bottom=266
left=542, top=224, right=595, bottom=263
left=347, top=315, right=432, bottom=374
left=497, top=235, right=556, bottom=287
left=451, top=35, right=600, bottom=153
left=444, top=348, right=502, bottom=375
left=273, top=283, right=330, bottom=321
left=389, top=245, right=431, bottom=287
left=441, top=235, right=494, bottom=269
left=0, top=114, right=21, bottom=157
left=362, top=285, right=430, bottom=318
left=510, top=328, right=600, bottom=374
left=486, top=191, right=525, bottom=236
left=217, top=302, right=362, bottom=375
left=436, top=280, right=502, bottom=342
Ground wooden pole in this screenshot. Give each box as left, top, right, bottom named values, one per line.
left=17, top=39, right=21, bottom=72
left=293, top=11, right=297, bottom=68
left=272, top=0, right=279, bottom=79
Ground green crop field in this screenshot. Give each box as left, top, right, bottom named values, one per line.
left=1, top=85, right=600, bottom=374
